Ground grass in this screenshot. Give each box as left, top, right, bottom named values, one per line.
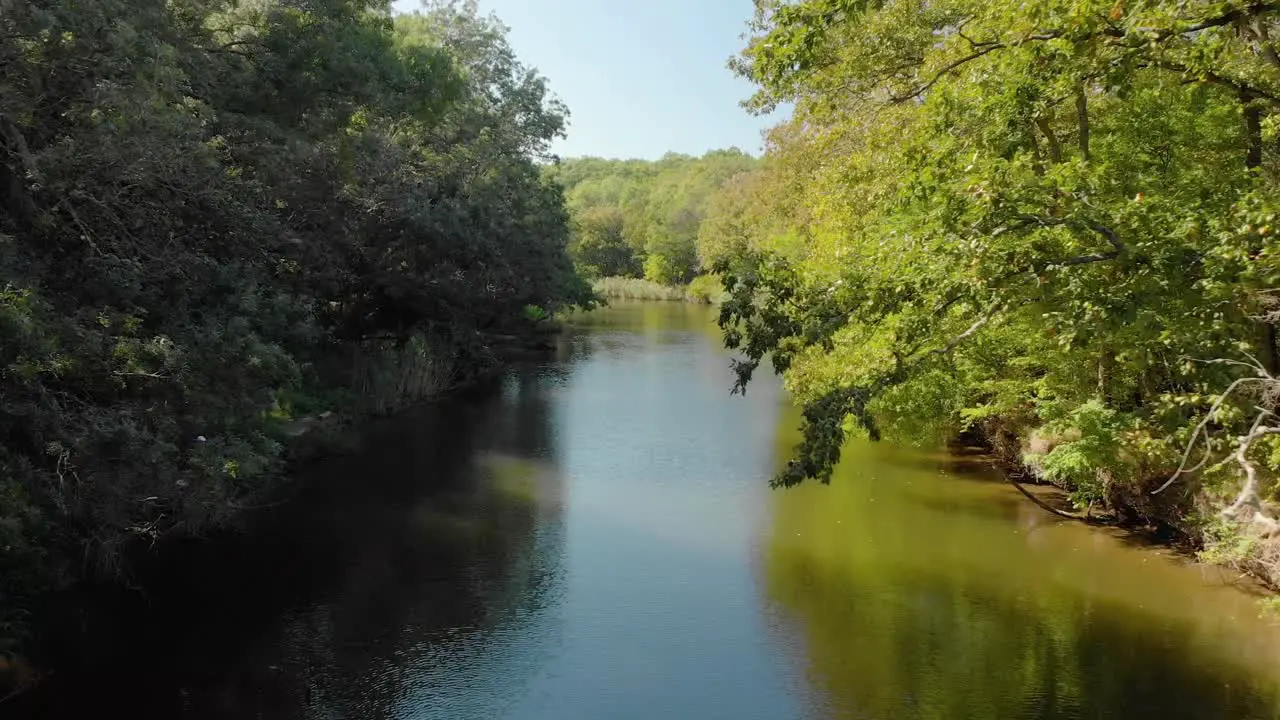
left=592, top=277, right=687, bottom=301
left=592, top=275, right=726, bottom=304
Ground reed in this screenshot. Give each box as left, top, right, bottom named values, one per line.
left=348, top=335, right=463, bottom=415
left=592, top=276, right=725, bottom=304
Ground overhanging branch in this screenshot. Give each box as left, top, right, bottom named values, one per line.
left=889, top=2, right=1280, bottom=104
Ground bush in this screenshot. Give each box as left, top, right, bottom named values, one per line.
left=685, top=275, right=726, bottom=304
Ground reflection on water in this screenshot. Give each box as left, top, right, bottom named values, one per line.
left=764, top=438, right=1280, bottom=720
left=19, top=352, right=574, bottom=719
left=15, top=301, right=1280, bottom=719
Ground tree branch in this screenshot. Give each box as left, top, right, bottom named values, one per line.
left=925, top=213, right=1125, bottom=321
left=1136, top=58, right=1280, bottom=105
left=888, top=3, right=1280, bottom=105
left=1076, top=85, right=1091, bottom=161
left=1010, top=214, right=1126, bottom=260
left=1036, top=117, right=1063, bottom=164
left=0, top=113, right=40, bottom=181
left=52, top=199, right=105, bottom=256
left=890, top=46, right=1001, bottom=103
left=1141, top=2, right=1280, bottom=38
left=1153, top=375, right=1267, bottom=494
left=927, top=300, right=1004, bottom=358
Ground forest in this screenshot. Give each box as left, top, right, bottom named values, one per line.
left=546, top=150, right=758, bottom=289
left=0, top=0, right=590, bottom=642
left=712, top=0, right=1280, bottom=584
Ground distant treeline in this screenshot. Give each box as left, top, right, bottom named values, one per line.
left=544, top=150, right=760, bottom=285
left=0, top=0, right=588, bottom=628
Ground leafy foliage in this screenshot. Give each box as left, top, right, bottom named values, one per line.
left=1033, top=400, right=1133, bottom=507
left=545, top=150, right=759, bottom=283
left=0, top=0, right=588, bottom=617
left=716, top=0, right=1280, bottom=522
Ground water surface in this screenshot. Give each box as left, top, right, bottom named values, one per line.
left=16, top=301, right=1280, bottom=719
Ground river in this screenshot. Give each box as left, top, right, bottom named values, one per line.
left=14, top=301, right=1280, bottom=719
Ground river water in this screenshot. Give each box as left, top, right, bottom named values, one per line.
left=15, top=302, right=1280, bottom=719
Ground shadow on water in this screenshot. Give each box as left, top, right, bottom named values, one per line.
left=13, top=358, right=574, bottom=720
left=768, top=558, right=1279, bottom=720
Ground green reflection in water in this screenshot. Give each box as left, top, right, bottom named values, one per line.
left=567, top=300, right=723, bottom=345
left=764, top=414, right=1280, bottom=720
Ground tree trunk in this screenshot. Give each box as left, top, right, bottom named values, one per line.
left=1243, top=91, right=1263, bottom=170
left=1035, top=117, right=1063, bottom=164
left=1263, top=322, right=1280, bottom=377
left=1028, top=125, right=1045, bottom=176
left=1076, top=85, right=1090, bottom=161
left=1097, top=347, right=1114, bottom=403
left=1242, top=91, right=1278, bottom=374
left=0, top=114, right=38, bottom=229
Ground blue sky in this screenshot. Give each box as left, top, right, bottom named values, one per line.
left=392, top=0, right=789, bottom=160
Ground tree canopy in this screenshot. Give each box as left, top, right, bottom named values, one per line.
left=0, top=0, right=588, bottom=606
left=713, top=0, right=1280, bottom=545
left=546, top=149, right=759, bottom=284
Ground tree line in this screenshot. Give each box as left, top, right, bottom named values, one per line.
left=0, top=0, right=589, bottom=631
left=709, top=0, right=1280, bottom=581
left=546, top=149, right=759, bottom=285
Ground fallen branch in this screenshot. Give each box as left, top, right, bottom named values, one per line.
left=1006, top=472, right=1108, bottom=523
left=112, top=371, right=168, bottom=379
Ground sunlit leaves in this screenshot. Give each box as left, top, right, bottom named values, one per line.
left=548, top=150, right=760, bottom=283
left=717, top=0, right=1280, bottom=493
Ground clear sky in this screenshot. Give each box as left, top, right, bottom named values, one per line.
left=392, top=0, right=789, bottom=160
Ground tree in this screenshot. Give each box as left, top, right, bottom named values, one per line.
left=0, top=0, right=589, bottom=630
left=549, top=149, right=759, bottom=283
left=570, top=206, right=640, bottom=277
left=697, top=169, right=772, bottom=268
left=716, top=0, right=1280, bottom=553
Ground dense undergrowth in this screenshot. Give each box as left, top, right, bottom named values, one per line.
left=711, top=0, right=1280, bottom=587
left=0, top=0, right=590, bottom=653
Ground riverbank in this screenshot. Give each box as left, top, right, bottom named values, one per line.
left=280, top=325, right=564, bottom=465
left=968, top=420, right=1280, bottom=594
left=0, top=323, right=567, bottom=700
left=591, top=276, right=725, bottom=304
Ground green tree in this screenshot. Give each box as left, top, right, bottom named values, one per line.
left=716, top=0, right=1280, bottom=548
left=570, top=206, right=640, bottom=277
left=0, top=0, right=588, bottom=632
left=549, top=149, right=759, bottom=283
